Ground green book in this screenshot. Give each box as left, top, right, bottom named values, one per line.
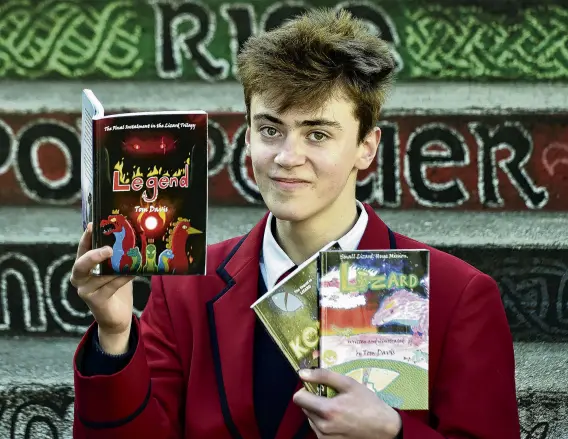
left=250, top=241, right=338, bottom=394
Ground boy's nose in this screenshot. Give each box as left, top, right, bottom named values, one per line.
left=274, top=139, right=306, bottom=167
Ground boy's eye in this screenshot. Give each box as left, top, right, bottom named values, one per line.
left=308, top=132, right=328, bottom=142
left=260, top=126, right=279, bottom=137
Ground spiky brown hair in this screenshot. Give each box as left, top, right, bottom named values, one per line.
left=236, top=8, right=396, bottom=143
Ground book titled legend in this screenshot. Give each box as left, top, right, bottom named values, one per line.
left=81, top=89, right=208, bottom=276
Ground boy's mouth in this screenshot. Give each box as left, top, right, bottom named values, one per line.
left=270, top=177, right=311, bottom=190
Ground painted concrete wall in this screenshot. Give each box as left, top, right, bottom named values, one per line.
left=0, top=238, right=565, bottom=339
left=0, top=109, right=564, bottom=210
left=0, top=2, right=566, bottom=437
left=0, top=0, right=566, bottom=81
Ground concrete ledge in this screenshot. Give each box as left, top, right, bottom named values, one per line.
left=3, top=81, right=568, bottom=114
left=0, top=338, right=564, bottom=438
left=0, top=207, right=565, bottom=340
left=1, top=206, right=566, bottom=248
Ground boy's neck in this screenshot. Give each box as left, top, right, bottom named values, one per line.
left=273, top=197, right=359, bottom=265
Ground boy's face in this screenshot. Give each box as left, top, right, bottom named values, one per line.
left=246, top=93, right=380, bottom=223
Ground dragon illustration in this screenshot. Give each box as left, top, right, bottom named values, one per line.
left=144, top=244, right=159, bottom=273
left=157, top=249, right=174, bottom=273
left=162, top=218, right=202, bottom=274
left=100, top=214, right=137, bottom=273
left=100, top=213, right=147, bottom=273
left=127, top=247, right=143, bottom=272
left=371, top=289, right=429, bottom=342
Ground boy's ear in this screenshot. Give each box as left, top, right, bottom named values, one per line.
left=355, top=126, right=381, bottom=171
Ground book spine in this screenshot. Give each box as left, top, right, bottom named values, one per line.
left=317, top=252, right=328, bottom=397
left=91, top=119, right=102, bottom=275
left=203, top=120, right=208, bottom=276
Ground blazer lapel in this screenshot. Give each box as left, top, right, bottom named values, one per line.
left=206, top=212, right=269, bottom=439
left=274, top=380, right=312, bottom=439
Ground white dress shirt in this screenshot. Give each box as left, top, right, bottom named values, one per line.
left=259, top=200, right=369, bottom=290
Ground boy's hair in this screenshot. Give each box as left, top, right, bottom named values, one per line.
left=236, top=8, right=396, bottom=143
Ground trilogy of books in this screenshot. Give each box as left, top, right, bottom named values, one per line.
left=81, top=90, right=429, bottom=409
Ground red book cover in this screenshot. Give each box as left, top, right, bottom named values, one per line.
left=82, top=90, right=208, bottom=276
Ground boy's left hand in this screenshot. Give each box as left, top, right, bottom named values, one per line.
left=293, top=368, right=402, bottom=439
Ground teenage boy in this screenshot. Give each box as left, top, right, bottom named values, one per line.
left=70, top=8, right=520, bottom=439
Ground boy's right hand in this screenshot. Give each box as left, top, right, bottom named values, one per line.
left=70, top=223, right=135, bottom=355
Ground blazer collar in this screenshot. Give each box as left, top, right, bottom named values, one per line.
left=260, top=200, right=370, bottom=290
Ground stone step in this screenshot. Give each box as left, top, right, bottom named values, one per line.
left=1, top=80, right=567, bottom=210
left=0, top=338, right=564, bottom=438
left=0, top=0, right=565, bottom=82
left=0, top=206, right=566, bottom=341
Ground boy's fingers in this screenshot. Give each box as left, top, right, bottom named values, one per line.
left=76, top=223, right=93, bottom=259
left=71, top=246, right=112, bottom=288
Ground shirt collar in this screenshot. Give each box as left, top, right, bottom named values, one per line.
left=260, top=200, right=369, bottom=290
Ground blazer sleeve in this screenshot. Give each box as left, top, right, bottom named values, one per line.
left=397, top=273, right=520, bottom=439
left=79, top=325, right=136, bottom=376
left=72, top=276, right=185, bottom=439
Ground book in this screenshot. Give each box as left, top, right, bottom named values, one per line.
left=81, top=89, right=208, bottom=276
left=318, top=249, right=429, bottom=410
left=250, top=241, right=339, bottom=394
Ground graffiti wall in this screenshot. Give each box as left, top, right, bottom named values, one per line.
left=0, top=242, right=565, bottom=340
left=0, top=245, right=566, bottom=435
left=0, top=385, right=564, bottom=438
left=0, top=386, right=73, bottom=439
left=0, top=112, right=565, bottom=210
left=0, top=245, right=150, bottom=336
left=448, top=250, right=568, bottom=343
left=0, top=0, right=566, bottom=81
left=0, top=243, right=566, bottom=438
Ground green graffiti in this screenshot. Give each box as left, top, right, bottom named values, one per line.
left=0, top=0, right=567, bottom=81
left=402, top=4, right=568, bottom=79
left=0, top=0, right=143, bottom=79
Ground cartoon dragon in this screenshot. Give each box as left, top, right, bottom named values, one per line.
left=157, top=249, right=174, bottom=273
left=371, top=289, right=429, bottom=342
left=127, top=247, right=143, bottom=272
left=144, top=244, right=159, bottom=273
left=100, top=214, right=137, bottom=273
left=100, top=213, right=147, bottom=273
left=162, top=218, right=202, bottom=274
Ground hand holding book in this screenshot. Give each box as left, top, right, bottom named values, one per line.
left=81, top=89, right=208, bottom=277
left=70, top=222, right=135, bottom=355
left=252, top=247, right=430, bottom=411
left=293, top=367, right=402, bottom=439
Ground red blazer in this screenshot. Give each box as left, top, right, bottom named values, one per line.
left=73, top=203, right=520, bottom=439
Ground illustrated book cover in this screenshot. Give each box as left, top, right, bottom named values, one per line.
left=250, top=242, right=339, bottom=394
left=318, top=249, right=430, bottom=409
left=81, top=89, right=208, bottom=276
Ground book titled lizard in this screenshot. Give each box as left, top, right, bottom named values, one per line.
left=81, top=89, right=208, bottom=276
left=250, top=241, right=339, bottom=394
left=318, top=249, right=430, bottom=410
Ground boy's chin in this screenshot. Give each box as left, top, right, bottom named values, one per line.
left=266, top=199, right=317, bottom=223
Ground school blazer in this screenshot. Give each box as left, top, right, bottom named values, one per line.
left=72, top=203, right=520, bottom=439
